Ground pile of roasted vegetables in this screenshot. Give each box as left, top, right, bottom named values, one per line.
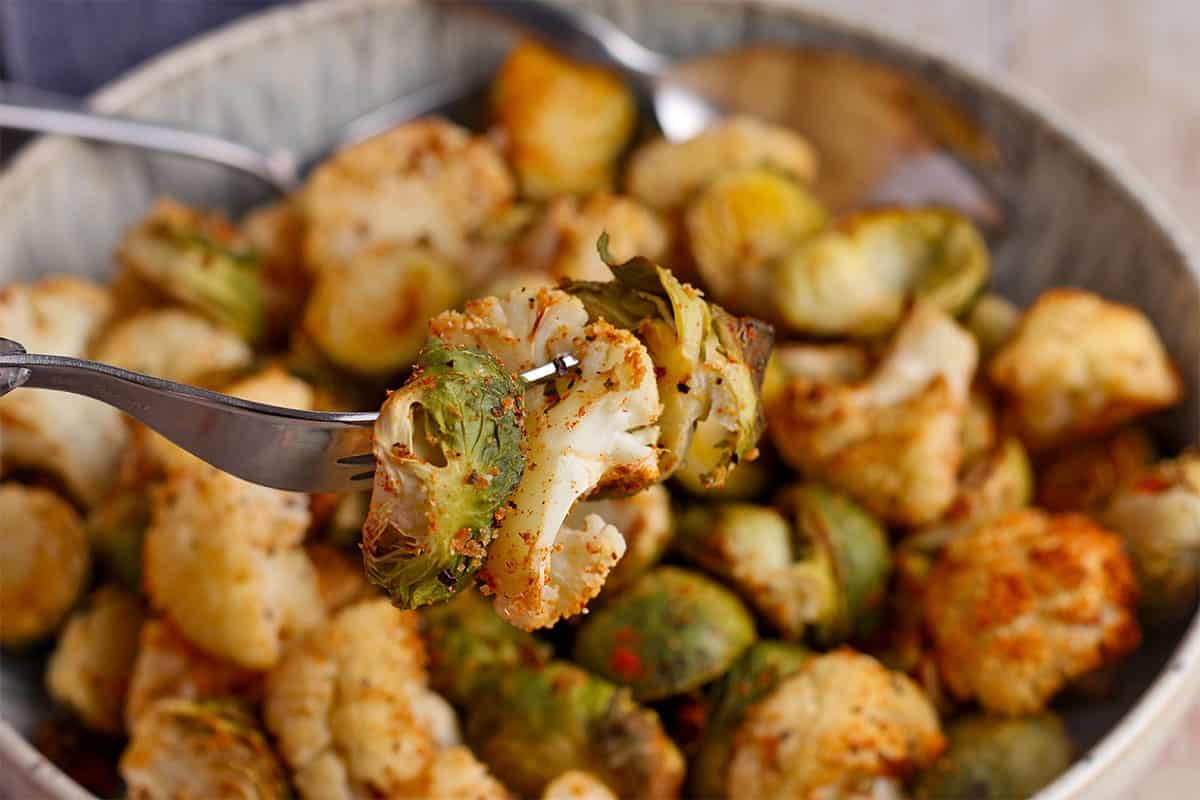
left=1, top=40, right=1196, bottom=800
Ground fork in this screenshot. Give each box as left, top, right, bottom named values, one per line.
left=0, top=337, right=577, bottom=494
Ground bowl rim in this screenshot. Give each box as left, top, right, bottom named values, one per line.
left=1, top=1, right=1198, bottom=798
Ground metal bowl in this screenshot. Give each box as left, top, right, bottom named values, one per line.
left=1, top=1, right=1197, bottom=798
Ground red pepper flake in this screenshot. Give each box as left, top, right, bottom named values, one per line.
left=1134, top=474, right=1172, bottom=493
left=610, top=646, right=645, bottom=681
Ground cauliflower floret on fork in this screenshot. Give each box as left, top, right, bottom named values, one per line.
left=429, top=287, right=661, bottom=629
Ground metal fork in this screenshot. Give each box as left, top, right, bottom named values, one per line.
left=0, top=337, right=577, bottom=494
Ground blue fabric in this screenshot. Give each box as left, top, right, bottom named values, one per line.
left=1, top=0, right=293, bottom=97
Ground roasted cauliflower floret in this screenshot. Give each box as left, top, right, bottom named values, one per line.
left=727, top=649, right=945, bottom=800
left=626, top=116, right=817, bottom=211
left=685, top=167, right=827, bottom=319
left=143, top=466, right=325, bottom=669
left=46, top=585, right=146, bottom=733
left=91, top=308, right=253, bottom=386
left=0, top=484, right=90, bottom=646
left=431, top=287, right=660, bottom=629
left=120, top=699, right=289, bottom=800
left=1038, top=426, right=1157, bottom=513
left=0, top=276, right=128, bottom=507
left=492, top=41, right=635, bottom=198
left=302, top=119, right=515, bottom=270
left=565, top=484, right=673, bottom=594
left=773, top=208, right=989, bottom=337
left=1100, top=452, right=1200, bottom=622
left=125, top=619, right=265, bottom=730
left=767, top=302, right=978, bottom=525
left=115, top=199, right=266, bottom=342
left=363, top=340, right=526, bottom=609
left=925, top=509, right=1141, bottom=714
left=990, top=289, right=1182, bottom=451
left=542, top=771, right=617, bottom=800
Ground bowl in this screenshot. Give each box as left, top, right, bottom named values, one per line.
left=1, top=1, right=1197, bottom=798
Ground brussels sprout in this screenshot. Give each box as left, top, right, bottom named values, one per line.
left=302, top=244, right=462, bottom=376
left=120, top=699, right=289, bottom=800
left=363, top=340, right=526, bottom=609
left=86, top=491, right=150, bottom=592
left=685, top=167, right=828, bottom=319
left=964, top=293, right=1020, bottom=360
left=572, top=567, right=755, bottom=701
left=0, top=485, right=90, bottom=647
left=1100, top=452, right=1200, bottom=622
left=116, top=199, right=266, bottom=342
left=913, top=713, right=1073, bottom=800
left=463, top=660, right=685, bottom=799
left=689, top=642, right=811, bottom=799
left=323, top=490, right=369, bottom=548
left=567, top=485, right=673, bottom=595
left=1038, top=426, right=1157, bottom=513
left=564, top=237, right=771, bottom=485
left=773, top=208, right=989, bottom=337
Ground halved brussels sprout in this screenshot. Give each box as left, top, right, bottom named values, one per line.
left=462, top=660, right=685, bottom=799
left=689, top=642, right=811, bottom=799
left=564, top=237, right=771, bottom=486
left=0, top=485, right=90, bottom=647
left=120, top=699, right=289, bottom=800
left=913, top=713, right=1073, bottom=800
left=116, top=199, right=266, bottom=342
left=1100, top=452, right=1200, bottom=622
left=1038, top=426, right=1157, bottom=513
left=685, top=167, right=828, bottom=319
left=567, top=485, right=673, bottom=595
left=363, top=340, right=526, bottom=609
left=86, top=491, right=151, bottom=592
left=572, top=567, right=756, bottom=701
left=963, top=292, right=1020, bottom=360
left=773, top=208, right=988, bottom=337
left=302, top=244, right=462, bottom=376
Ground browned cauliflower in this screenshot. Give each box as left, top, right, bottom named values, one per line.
left=542, top=771, right=617, bottom=800
left=46, top=585, right=146, bottom=734
left=91, top=308, right=253, bottom=386
left=767, top=302, right=978, bottom=525
left=1037, top=426, right=1157, bottom=513
left=990, top=289, right=1182, bottom=451
left=924, top=509, right=1141, bottom=714
left=492, top=41, right=635, bottom=199
left=0, top=276, right=129, bottom=507
left=143, top=465, right=325, bottom=669
left=302, top=119, right=515, bottom=271
left=726, top=649, right=945, bottom=799
left=125, top=619, right=264, bottom=731
left=565, top=484, right=673, bottom=594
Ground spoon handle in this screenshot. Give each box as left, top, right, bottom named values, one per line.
left=458, top=0, right=669, bottom=79
left=0, top=81, right=299, bottom=194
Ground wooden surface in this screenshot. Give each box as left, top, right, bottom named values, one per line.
left=796, top=2, right=1198, bottom=797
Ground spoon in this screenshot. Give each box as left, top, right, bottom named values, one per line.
left=0, top=72, right=487, bottom=195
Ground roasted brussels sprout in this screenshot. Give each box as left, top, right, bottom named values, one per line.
left=689, top=641, right=811, bottom=799
left=685, top=167, right=827, bottom=319
left=116, top=199, right=266, bottom=342
left=86, top=490, right=150, bottom=592
left=963, top=292, right=1020, bottom=360
left=144, top=466, right=324, bottom=669
left=492, top=41, right=636, bottom=198
left=46, top=585, right=145, bottom=733
left=573, top=567, right=756, bottom=701
left=120, top=699, right=289, bottom=800
left=990, top=289, right=1182, bottom=451
left=1100, top=452, right=1200, bottom=622
left=566, top=485, right=673, bottom=594
left=564, top=237, right=770, bottom=487
left=0, top=276, right=128, bottom=507
left=431, top=287, right=660, bottom=629
left=363, top=340, right=526, bottom=609
left=925, top=509, right=1141, bottom=713
left=1038, top=426, right=1157, bottom=513
left=767, top=302, right=978, bottom=525
left=302, top=244, right=462, bottom=375
left=626, top=115, right=817, bottom=211
left=462, top=660, right=685, bottom=799
left=773, top=208, right=989, bottom=336
left=913, top=713, right=1074, bottom=800
left=0, top=485, right=90, bottom=646
left=726, top=649, right=945, bottom=799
